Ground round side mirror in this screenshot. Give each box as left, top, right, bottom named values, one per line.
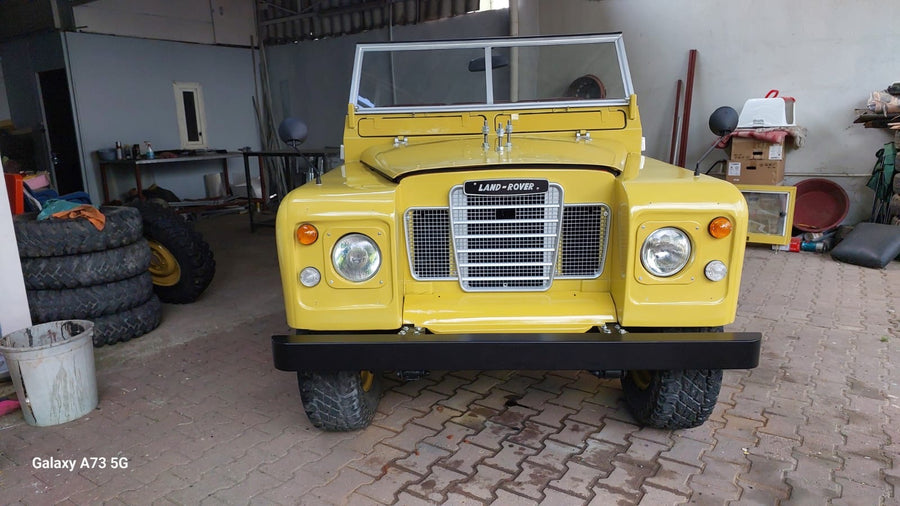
left=708, top=106, right=738, bottom=136
left=278, top=118, right=309, bottom=146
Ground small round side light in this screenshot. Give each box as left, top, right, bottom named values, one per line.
left=708, top=217, right=733, bottom=239
left=299, top=267, right=321, bottom=287
left=296, top=224, right=318, bottom=245
left=705, top=260, right=728, bottom=281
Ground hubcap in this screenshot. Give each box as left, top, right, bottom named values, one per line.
left=147, top=240, right=181, bottom=286
left=360, top=371, right=375, bottom=392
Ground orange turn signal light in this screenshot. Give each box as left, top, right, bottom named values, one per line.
left=708, top=217, right=733, bottom=239
left=296, top=224, right=318, bottom=245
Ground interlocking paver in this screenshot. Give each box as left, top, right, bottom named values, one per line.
left=538, top=487, right=588, bottom=506
left=1, top=219, right=898, bottom=505
left=483, top=442, right=537, bottom=474
left=500, top=461, right=561, bottom=501
left=355, top=466, right=419, bottom=504
left=439, top=442, right=494, bottom=475
left=548, top=460, right=601, bottom=499
left=394, top=442, right=449, bottom=475
left=405, top=465, right=468, bottom=503
left=451, top=464, right=513, bottom=502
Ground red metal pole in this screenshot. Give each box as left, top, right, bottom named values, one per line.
left=669, top=79, right=683, bottom=165
left=676, top=49, right=698, bottom=168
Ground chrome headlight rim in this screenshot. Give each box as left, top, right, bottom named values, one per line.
left=331, top=233, right=381, bottom=282
left=640, top=227, right=691, bottom=278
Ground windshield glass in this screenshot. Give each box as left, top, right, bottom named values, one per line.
left=351, top=34, right=633, bottom=112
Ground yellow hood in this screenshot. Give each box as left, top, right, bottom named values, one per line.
left=360, top=137, right=627, bottom=180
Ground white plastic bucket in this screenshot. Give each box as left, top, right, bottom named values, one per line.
left=0, top=320, right=98, bottom=426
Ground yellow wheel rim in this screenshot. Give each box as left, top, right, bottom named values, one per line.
left=360, top=371, right=375, bottom=392
left=147, top=239, right=181, bottom=287
left=630, top=370, right=653, bottom=391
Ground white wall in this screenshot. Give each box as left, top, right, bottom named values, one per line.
left=64, top=32, right=259, bottom=201
left=0, top=160, right=32, bottom=335
left=72, top=0, right=255, bottom=47
left=530, top=0, right=898, bottom=224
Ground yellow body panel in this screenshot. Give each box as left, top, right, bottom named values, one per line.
left=276, top=99, right=748, bottom=333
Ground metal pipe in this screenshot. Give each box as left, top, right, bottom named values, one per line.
left=668, top=79, right=682, bottom=164
left=676, top=49, right=697, bottom=168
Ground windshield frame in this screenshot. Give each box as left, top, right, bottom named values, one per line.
left=348, top=33, right=635, bottom=114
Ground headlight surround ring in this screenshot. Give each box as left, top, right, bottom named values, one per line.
left=640, top=227, right=691, bottom=277
left=331, top=233, right=382, bottom=282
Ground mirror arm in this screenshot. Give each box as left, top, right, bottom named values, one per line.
left=693, top=135, right=729, bottom=177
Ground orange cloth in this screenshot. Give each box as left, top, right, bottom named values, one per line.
left=51, top=205, right=106, bottom=231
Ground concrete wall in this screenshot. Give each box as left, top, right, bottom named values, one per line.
left=530, top=0, right=898, bottom=224
left=64, top=32, right=259, bottom=201
left=264, top=9, right=509, bottom=150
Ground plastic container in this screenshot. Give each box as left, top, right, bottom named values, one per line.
left=737, top=98, right=795, bottom=128
left=0, top=321, right=98, bottom=426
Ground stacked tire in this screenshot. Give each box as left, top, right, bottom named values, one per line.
left=13, top=206, right=161, bottom=347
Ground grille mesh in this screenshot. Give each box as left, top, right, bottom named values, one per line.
left=404, top=185, right=610, bottom=290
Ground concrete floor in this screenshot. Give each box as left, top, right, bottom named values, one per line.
left=1, top=212, right=898, bottom=505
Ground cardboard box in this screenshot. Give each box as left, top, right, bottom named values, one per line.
left=729, top=137, right=784, bottom=162
left=725, top=159, right=785, bottom=185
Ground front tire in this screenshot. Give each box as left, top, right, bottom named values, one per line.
left=297, top=371, right=382, bottom=431
left=621, top=368, right=722, bottom=429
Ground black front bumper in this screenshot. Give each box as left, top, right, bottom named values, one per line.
left=272, top=331, right=761, bottom=372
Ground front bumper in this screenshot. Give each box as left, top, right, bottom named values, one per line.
left=272, top=331, right=761, bottom=372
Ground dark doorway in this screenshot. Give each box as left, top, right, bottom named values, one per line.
left=38, top=68, right=83, bottom=194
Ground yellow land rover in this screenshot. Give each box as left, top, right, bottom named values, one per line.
left=273, top=33, right=760, bottom=431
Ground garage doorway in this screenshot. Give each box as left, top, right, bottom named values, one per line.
left=38, top=68, right=83, bottom=194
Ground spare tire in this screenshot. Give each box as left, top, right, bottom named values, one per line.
left=21, top=240, right=151, bottom=290
left=13, top=206, right=143, bottom=257
left=129, top=201, right=215, bottom=304
left=92, top=295, right=162, bottom=347
left=27, top=272, right=153, bottom=322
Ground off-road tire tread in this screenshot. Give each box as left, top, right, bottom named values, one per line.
left=21, top=240, right=151, bottom=290
left=27, top=272, right=153, bottom=322
left=130, top=201, right=215, bottom=304
left=297, top=371, right=382, bottom=431
left=13, top=206, right=143, bottom=257
left=622, top=369, right=723, bottom=429
left=91, top=295, right=161, bottom=347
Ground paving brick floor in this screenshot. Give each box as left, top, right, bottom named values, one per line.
left=1, top=214, right=898, bottom=505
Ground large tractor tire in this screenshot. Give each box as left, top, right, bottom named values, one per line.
left=129, top=201, right=215, bottom=304
left=20, top=240, right=151, bottom=290
left=13, top=206, right=143, bottom=257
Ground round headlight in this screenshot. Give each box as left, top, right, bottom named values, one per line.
left=640, top=227, right=691, bottom=277
left=332, top=233, right=381, bottom=282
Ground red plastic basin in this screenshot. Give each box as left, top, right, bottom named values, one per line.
left=792, top=178, right=850, bottom=232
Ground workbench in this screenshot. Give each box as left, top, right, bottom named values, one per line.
left=98, top=152, right=244, bottom=204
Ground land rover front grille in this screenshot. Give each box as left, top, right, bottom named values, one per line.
left=404, top=185, right=610, bottom=291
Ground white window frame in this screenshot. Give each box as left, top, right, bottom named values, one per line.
left=173, top=81, right=208, bottom=149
